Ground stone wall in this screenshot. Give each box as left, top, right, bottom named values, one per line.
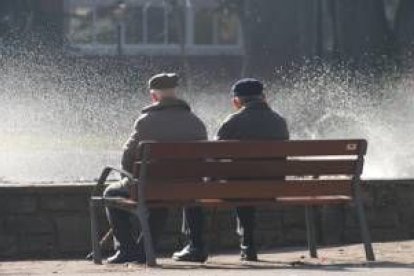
left=0, top=184, right=94, bottom=259
left=0, top=180, right=413, bottom=259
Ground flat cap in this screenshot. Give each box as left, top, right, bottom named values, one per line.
left=231, top=78, right=264, bottom=97
left=148, top=73, right=179, bottom=89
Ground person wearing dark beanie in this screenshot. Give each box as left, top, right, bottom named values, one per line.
left=173, top=78, right=290, bottom=263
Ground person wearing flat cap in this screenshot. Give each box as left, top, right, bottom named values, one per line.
left=173, top=78, right=289, bottom=263
left=104, top=73, right=207, bottom=264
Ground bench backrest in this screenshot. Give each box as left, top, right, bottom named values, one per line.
left=132, top=140, right=367, bottom=202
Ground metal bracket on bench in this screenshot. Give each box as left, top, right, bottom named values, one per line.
left=305, top=206, right=318, bottom=258
left=90, top=198, right=103, bottom=264
left=136, top=144, right=157, bottom=267
left=352, top=154, right=375, bottom=261
left=89, top=167, right=137, bottom=264
left=92, top=166, right=136, bottom=195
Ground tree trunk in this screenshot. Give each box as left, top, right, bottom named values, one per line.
left=395, top=0, right=414, bottom=52
left=333, top=0, right=393, bottom=66
left=240, top=0, right=251, bottom=77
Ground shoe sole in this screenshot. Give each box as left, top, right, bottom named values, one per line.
left=172, top=256, right=207, bottom=263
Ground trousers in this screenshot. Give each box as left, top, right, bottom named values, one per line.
left=104, top=181, right=168, bottom=253
left=183, top=205, right=256, bottom=248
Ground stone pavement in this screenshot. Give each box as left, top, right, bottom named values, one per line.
left=1, top=240, right=414, bottom=276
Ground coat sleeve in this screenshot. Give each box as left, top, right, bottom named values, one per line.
left=215, top=116, right=234, bottom=141
left=200, top=121, right=208, bottom=140
left=282, top=118, right=290, bottom=140
left=121, top=119, right=141, bottom=174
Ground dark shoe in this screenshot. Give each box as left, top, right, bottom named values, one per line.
left=172, top=244, right=208, bottom=263
left=106, top=250, right=146, bottom=264
left=240, top=246, right=258, bottom=261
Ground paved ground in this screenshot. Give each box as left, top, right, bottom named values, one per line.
left=1, top=240, right=414, bottom=276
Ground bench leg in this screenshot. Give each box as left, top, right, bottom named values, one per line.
left=354, top=196, right=375, bottom=261
left=210, top=207, right=219, bottom=254
left=135, top=205, right=157, bottom=267
left=89, top=199, right=102, bottom=264
left=305, top=206, right=318, bottom=258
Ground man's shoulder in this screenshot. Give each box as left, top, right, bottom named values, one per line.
left=216, top=112, right=241, bottom=138
left=222, top=111, right=243, bottom=124
left=270, top=109, right=287, bottom=121
left=133, top=113, right=149, bottom=128
left=189, top=111, right=207, bottom=125
left=135, top=102, right=207, bottom=137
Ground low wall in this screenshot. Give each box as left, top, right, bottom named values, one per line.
left=1, top=180, right=413, bottom=259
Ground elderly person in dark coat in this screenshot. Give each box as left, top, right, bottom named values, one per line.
left=173, top=78, right=289, bottom=263
left=104, top=73, right=207, bottom=264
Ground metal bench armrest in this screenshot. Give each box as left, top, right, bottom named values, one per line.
left=92, top=166, right=137, bottom=195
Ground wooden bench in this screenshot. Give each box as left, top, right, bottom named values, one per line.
left=89, top=139, right=375, bottom=266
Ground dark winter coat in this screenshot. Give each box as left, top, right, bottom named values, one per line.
left=216, top=100, right=289, bottom=141
left=121, top=98, right=207, bottom=176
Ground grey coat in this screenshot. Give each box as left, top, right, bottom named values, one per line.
left=216, top=101, right=289, bottom=141
left=121, top=98, right=207, bottom=174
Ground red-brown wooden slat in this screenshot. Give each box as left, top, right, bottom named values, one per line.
left=138, top=140, right=367, bottom=160
left=191, top=196, right=352, bottom=206
left=274, top=196, right=352, bottom=205
left=134, top=159, right=357, bottom=179
left=143, top=180, right=353, bottom=201
left=148, top=196, right=351, bottom=207
left=103, top=196, right=352, bottom=210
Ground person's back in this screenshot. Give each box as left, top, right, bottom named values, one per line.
left=105, top=73, right=207, bottom=264
left=216, top=80, right=288, bottom=261
left=216, top=99, right=288, bottom=141
left=137, top=98, right=206, bottom=141
left=173, top=78, right=289, bottom=263
left=122, top=96, right=206, bottom=174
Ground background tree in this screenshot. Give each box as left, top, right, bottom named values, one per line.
left=395, top=0, right=414, bottom=54
left=218, top=0, right=414, bottom=75
left=0, top=0, right=63, bottom=49
left=331, top=0, right=395, bottom=69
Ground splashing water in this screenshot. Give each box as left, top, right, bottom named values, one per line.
left=271, top=64, right=414, bottom=179
left=0, top=49, right=413, bottom=183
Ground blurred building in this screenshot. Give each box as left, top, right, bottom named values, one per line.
left=1, top=0, right=413, bottom=75
left=1, top=0, right=243, bottom=55
left=64, top=0, right=243, bottom=56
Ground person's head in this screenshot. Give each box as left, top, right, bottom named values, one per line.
left=231, top=78, right=265, bottom=109
left=148, top=73, right=179, bottom=103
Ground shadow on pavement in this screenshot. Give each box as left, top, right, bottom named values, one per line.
left=157, top=260, right=414, bottom=271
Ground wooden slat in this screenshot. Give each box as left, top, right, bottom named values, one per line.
left=147, top=196, right=351, bottom=207
left=194, top=196, right=352, bottom=206
left=134, top=159, right=357, bottom=179
left=102, top=196, right=351, bottom=210
left=143, top=180, right=353, bottom=201
left=138, top=140, right=367, bottom=160
left=274, top=196, right=352, bottom=205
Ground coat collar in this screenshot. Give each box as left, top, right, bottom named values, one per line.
left=240, top=100, right=270, bottom=111
left=142, top=97, right=191, bottom=113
